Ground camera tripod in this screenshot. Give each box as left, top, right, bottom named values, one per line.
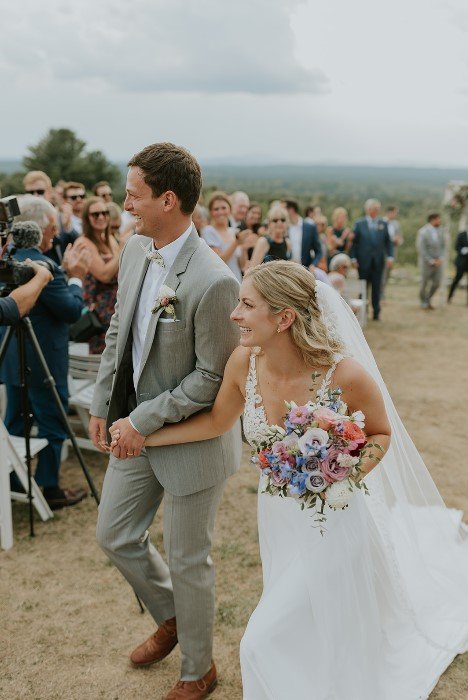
left=0, top=316, right=100, bottom=536
left=0, top=316, right=145, bottom=613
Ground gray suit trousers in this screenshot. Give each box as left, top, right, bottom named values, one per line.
left=96, top=453, right=226, bottom=680
left=420, top=262, right=443, bottom=307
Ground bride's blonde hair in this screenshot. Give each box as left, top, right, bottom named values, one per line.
left=244, top=260, right=344, bottom=367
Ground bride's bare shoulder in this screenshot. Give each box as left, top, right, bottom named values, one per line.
left=334, top=357, right=373, bottom=387
left=225, top=346, right=255, bottom=391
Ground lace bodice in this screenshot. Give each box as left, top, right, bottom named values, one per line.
left=242, top=348, right=343, bottom=447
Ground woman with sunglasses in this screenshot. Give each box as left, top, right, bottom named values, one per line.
left=72, top=197, right=125, bottom=353
left=249, top=205, right=292, bottom=267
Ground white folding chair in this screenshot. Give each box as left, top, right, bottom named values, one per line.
left=0, top=419, right=53, bottom=550
left=68, top=350, right=102, bottom=452
left=345, top=272, right=368, bottom=329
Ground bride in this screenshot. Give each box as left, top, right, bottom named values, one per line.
left=110, top=260, right=468, bottom=699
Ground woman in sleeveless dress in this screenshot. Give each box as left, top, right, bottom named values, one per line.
left=249, top=205, right=292, bottom=267
left=110, top=261, right=468, bottom=699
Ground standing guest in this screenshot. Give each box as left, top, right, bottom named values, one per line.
left=22, top=171, right=81, bottom=264
left=417, top=213, right=446, bottom=310
left=53, top=179, right=67, bottom=208
left=202, top=191, right=247, bottom=282
left=229, top=191, right=250, bottom=227
left=239, top=202, right=264, bottom=262
left=72, top=197, right=127, bottom=353
left=192, top=204, right=209, bottom=235
left=23, top=170, right=53, bottom=201
left=304, top=204, right=322, bottom=224
left=448, top=229, right=468, bottom=303
left=351, top=199, right=393, bottom=321
left=326, top=207, right=353, bottom=263
left=0, top=196, right=89, bottom=510
left=63, top=181, right=86, bottom=234
left=249, top=205, right=292, bottom=266
left=107, top=202, right=123, bottom=238
left=284, top=199, right=322, bottom=269
left=382, top=205, right=404, bottom=297
left=315, top=214, right=329, bottom=271
left=93, top=180, right=113, bottom=202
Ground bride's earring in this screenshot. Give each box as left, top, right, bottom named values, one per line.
left=277, top=327, right=281, bottom=333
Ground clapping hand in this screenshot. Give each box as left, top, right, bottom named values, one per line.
left=63, top=243, right=91, bottom=279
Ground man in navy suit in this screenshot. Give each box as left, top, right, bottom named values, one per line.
left=284, top=200, right=323, bottom=269
left=351, top=198, right=394, bottom=320
left=0, top=195, right=90, bottom=509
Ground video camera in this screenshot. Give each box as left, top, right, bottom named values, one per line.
left=0, top=195, right=53, bottom=296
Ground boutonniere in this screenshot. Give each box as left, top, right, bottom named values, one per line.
left=378, top=223, right=385, bottom=231
left=152, top=285, right=178, bottom=319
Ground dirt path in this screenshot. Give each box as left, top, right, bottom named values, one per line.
left=1, top=279, right=467, bottom=699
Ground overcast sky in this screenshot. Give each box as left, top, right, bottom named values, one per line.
left=2, top=0, right=468, bottom=166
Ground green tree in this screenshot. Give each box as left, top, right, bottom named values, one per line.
left=22, top=128, right=122, bottom=190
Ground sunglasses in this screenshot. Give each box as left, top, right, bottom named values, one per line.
left=271, top=218, right=286, bottom=223
left=67, top=194, right=85, bottom=201
left=89, top=210, right=110, bottom=220
left=26, top=188, right=46, bottom=196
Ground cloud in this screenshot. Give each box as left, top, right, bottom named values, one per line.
left=1, top=0, right=328, bottom=95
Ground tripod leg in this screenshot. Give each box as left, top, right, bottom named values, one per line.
left=16, top=325, right=35, bottom=537
left=21, top=318, right=100, bottom=505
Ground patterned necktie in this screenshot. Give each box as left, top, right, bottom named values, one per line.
left=139, top=242, right=165, bottom=268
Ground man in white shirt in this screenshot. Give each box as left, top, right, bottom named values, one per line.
left=284, top=199, right=322, bottom=269
left=229, top=190, right=250, bottom=227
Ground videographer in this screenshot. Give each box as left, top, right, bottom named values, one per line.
left=0, top=260, right=53, bottom=324
left=0, top=195, right=90, bottom=510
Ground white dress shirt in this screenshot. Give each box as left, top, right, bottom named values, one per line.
left=288, top=217, right=303, bottom=263
left=132, top=225, right=192, bottom=391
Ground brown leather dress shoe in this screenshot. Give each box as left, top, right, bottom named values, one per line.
left=130, top=617, right=177, bottom=667
left=43, top=487, right=87, bottom=510
left=164, top=662, right=217, bottom=699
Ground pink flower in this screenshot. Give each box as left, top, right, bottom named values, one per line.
left=320, top=446, right=353, bottom=483
left=287, top=405, right=310, bottom=425
left=313, top=407, right=341, bottom=430
left=272, top=435, right=298, bottom=465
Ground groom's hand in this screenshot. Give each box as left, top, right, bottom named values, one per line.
left=89, top=415, right=109, bottom=453
left=110, top=417, right=145, bottom=459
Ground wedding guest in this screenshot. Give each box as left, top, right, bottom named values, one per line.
left=249, top=205, right=292, bottom=266
left=327, top=253, right=361, bottom=312
left=304, top=204, right=322, bottom=224
left=315, top=214, right=329, bottom=271
left=23, top=170, right=53, bottom=201
left=63, top=181, right=86, bottom=234
left=108, top=202, right=123, bottom=238
left=202, top=191, right=247, bottom=282
left=192, top=204, right=208, bottom=235
left=284, top=199, right=322, bottom=269
left=239, top=202, right=264, bottom=262
left=382, top=205, right=404, bottom=297
left=417, top=213, right=446, bottom=310
left=72, top=197, right=126, bottom=353
left=448, top=229, right=468, bottom=303
left=93, top=180, right=113, bottom=202
left=229, top=191, right=250, bottom=227
left=326, top=207, right=353, bottom=263
left=351, top=199, right=393, bottom=321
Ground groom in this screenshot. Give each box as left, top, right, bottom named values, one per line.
left=90, top=143, right=241, bottom=699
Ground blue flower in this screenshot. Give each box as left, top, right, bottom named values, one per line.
left=289, top=472, right=308, bottom=496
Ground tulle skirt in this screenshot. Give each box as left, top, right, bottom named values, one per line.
left=240, top=480, right=468, bottom=700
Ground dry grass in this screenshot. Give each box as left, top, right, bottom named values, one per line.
left=1, top=278, right=467, bottom=700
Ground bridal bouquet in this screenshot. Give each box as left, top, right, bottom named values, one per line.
left=253, top=383, right=381, bottom=528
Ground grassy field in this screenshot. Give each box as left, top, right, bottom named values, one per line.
left=1, top=275, right=467, bottom=699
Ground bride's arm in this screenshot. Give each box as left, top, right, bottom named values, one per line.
left=337, top=359, right=392, bottom=476
left=115, top=347, right=248, bottom=448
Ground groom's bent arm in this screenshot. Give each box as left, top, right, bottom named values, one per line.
left=129, top=275, right=240, bottom=436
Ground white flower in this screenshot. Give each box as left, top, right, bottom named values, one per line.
left=297, top=428, right=329, bottom=456
left=325, top=480, right=354, bottom=509
left=158, top=284, right=176, bottom=300
left=336, top=454, right=359, bottom=469
left=350, top=410, right=365, bottom=429
left=305, top=470, right=328, bottom=493
left=337, top=400, right=348, bottom=415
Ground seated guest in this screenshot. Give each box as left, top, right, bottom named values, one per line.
left=0, top=196, right=89, bottom=510
left=202, top=191, right=248, bottom=282
left=72, top=197, right=128, bottom=354
left=326, top=207, right=353, bottom=263
left=249, top=205, right=292, bottom=266
left=328, top=253, right=362, bottom=314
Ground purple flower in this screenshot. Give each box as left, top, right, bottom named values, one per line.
left=287, top=405, right=310, bottom=426
left=321, top=446, right=353, bottom=484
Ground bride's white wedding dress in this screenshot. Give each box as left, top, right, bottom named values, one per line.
left=239, top=283, right=468, bottom=700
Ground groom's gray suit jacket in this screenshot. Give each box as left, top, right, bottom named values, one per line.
left=90, top=228, right=242, bottom=496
